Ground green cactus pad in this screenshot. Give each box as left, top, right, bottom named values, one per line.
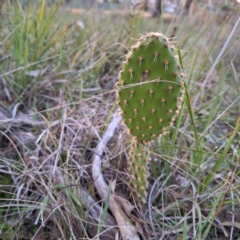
left=118, top=32, right=184, bottom=142
left=128, top=138, right=150, bottom=204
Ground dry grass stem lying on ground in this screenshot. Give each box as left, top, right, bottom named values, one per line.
left=0, top=1, right=240, bottom=239
left=92, top=113, right=140, bottom=240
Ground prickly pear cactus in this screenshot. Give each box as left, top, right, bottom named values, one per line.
left=117, top=32, right=185, bottom=203
left=127, top=138, right=150, bottom=204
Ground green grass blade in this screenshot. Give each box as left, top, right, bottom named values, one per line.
left=38, top=0, right=46, bottom=22
left=96, top=185, right=111, bottom=238
left=202, top=116, right=240, bottom=192
left=194, top=16, right=228, bottom=82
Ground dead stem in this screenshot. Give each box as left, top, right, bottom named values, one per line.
left=92, top=113, right=140, bottom=240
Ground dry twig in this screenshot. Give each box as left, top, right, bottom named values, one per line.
left=92, top=114, right=140, bottom=240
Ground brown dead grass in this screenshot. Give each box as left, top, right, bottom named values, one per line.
left=0, top=3, right=240, bottom=239
left=68, top=7, right=175, bottom=21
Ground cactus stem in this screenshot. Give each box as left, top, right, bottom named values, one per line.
left=118, top=32, right=185, bottom=205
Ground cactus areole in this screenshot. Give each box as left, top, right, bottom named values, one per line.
left=118, top=32, right=185, bottom=142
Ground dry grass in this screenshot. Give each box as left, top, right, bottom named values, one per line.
left=0, top=1, right=240, bottom=239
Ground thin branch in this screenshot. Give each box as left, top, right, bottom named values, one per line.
left=92, top=114, right=140, bottom=240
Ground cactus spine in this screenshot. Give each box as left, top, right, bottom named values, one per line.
left=117, top=32, right=185, bottom=204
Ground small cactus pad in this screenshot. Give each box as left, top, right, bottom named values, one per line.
left=128, top=138, right=150, bottom=203
left=118, top=32, right=184, bottom=142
